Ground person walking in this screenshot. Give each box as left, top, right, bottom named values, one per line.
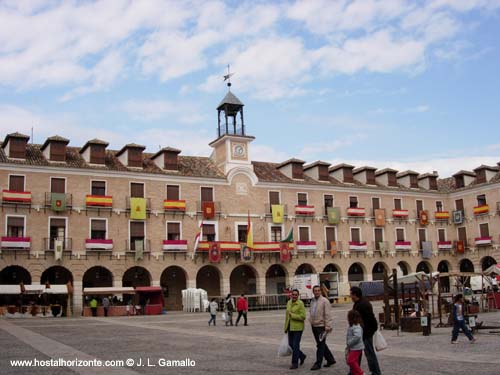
left=90, top=297, right=98, bottom=317
left=309, top=285, right=336, bottom=370
left=346, top=310, right=365, bottom=375
left=350, top=286, right=381, bottom=375
left=208, top=298, right=218, bottom=326
left=224, top=294, right=235, bottom=326
left=451, top=294, right=476, bottom=344
left=102, top=296, right=110, bottom=317
left=235, top=293, right=248, bottom=326
left=284, top=289, right=307, bottom=370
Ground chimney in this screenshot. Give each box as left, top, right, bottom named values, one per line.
left=116, top=143, right=146, bottom=168
left=2, top=132, right=30, bottom=159
left=452, top=170, right=475, bottom=188
left=303, top=161, right=331, bottom=182
left=375, top=168, right=399, bottom=187
left=79, top=139, right=109, bottom=165
left=41, top=135, right=70, bottom=162
left=151, top=147, right=181, bottom=170
left=473, top=165, right=499, bottom=184
left=277, top=158, right=305, bottom=179
left=418, top=172, right=439, bottom=190
left=397, top=170, right=419, bottom=188
left=329, top=163, right=355, bottom=183
left=353, top=166, right=377, bottom=185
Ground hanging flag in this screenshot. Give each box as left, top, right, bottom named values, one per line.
left=456, top=240, right=465, bottom=253
left=85, top=195, right=112, bottom=207
left=192, top=221, right=204, bottom=258
left=271, top=204, right=284, bottom=224
left=374, top=209, right=386, bottom=227
left=422, top=241, right=433, bottom=259
left=54, top=239, right=64, bottom=261
left=327, top=207, right=340, bottom=225
left=329, top=241, right=338, bottom=256
left=164, top=200, right=186, bottom=211
left=246, top=211, right=253, bottom=249
left=473, top=205, right=489, bottom=215
left=209, top=242, right=221, bottom=263
left=202, top=201, right=215, bottom=219
left=419, top=210, right=429, bottom=226
left=240, top=244, right=252, bottom=262
left=135, top=240, right=144, bottom=261
left=453, top=210, right=464, bottom=224
left=379, top=242, right=387, bottom=256
left=51, top=193, right=67, bottom=212
left=281, top=226, right=293, bottom=243
left=279, top=242, right=291, bottom=263
left=130, top=198, right=146, bottom=220
left=435, top=211, right=450, bottom=220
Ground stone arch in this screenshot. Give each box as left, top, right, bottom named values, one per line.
left=196, top=265, right=222, bottom=297
left=348, top=262, right=365, bottom=282
left=230, top=264, right=258, bottom=295
left=227, top=167, right=258, bottom=186
left=265, top=264, right=288, bottom=294
left=459, top=259, right=475, bottom=273
left=372, top=262, right=389, bottom=281
left=161, top=266, right=187, bottom=311
left=481, top=256, right=497, bottom=271
left=295, top=263, right=316, bottom=275
left=323, top=263, right=342, bottom=282
left=438, top=260, right=451, bottom=292
left=416, top=261, right=432, bottom=274
left=41, top=266, right=73, bottom=285
left=122, top=266, right=151, bottom=287
left=397, top=261, right=410, bottom=276
left=82, top=266, right=113, bottom=289
left=0, top=265, right=31, bottom=284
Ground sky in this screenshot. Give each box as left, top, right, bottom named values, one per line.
left=0, top=0, right=500, bottom=178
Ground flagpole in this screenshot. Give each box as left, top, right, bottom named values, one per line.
left=192, top=220, right=203, bottom=259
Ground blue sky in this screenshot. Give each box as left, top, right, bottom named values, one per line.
left=1, top=0, right=499, bottom=177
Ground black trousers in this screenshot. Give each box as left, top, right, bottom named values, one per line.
left=91, top=307, right=97, bottom=317
left=236, top=310, right=247, bottom=325
left=312, top=326, right=335, bottom=367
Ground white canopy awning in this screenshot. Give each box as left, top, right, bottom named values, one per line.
left=483, top=264, right=500, bottom=276
left=0, top=285, right=21, bottom=294
left=83, top=287, right=136, bottom=295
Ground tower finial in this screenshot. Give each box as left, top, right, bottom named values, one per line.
left=223, top=64, right=234, bottom=90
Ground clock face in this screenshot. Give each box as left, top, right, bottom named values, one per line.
left=233, top=143, right=246, bottom=158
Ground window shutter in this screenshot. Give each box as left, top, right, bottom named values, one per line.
left=167, top=222, right=180, bottom=234
left=128, top=149, right=143, bottom=168
left=394, top=199, right=402, bottom=210
left=458, top=227, right=467, bottom=241
left=299, top=227, right=309, bottom=241
left=374, top=228, right=383, bottom=243
left=91, top=220, right=106, bottom=231
left=388, top=172, right=397, bottom=186
left=269, top=191, right=280, bottom=205
left=130, top=222, right=145, bottom=236
left=50, top=218, right=66, bottom=227
left=366, top=170, right=376, bottom=185
left=51, top=178, right=66, bottom=193
left=201, top=187, right=213, bottom=202
left=167, top=185, right=180, bottom=200
left=90, top=145, right=106, bottom=164
left=438, top=229, right=446, bottom=242
left=396, top=229, right=405, bottom=241
left=351, top=228, right=360, bottom=242
left=343, top=168, right=354, bottom=183
left=202, top=224, right=215, bottom=235
left=9, top=175, right=25, bottom=191
left=131, top=183, right=144, bottom=198
left=9, top=138, right=27, bottom=159
left=7, top=217, right=25, bottom=227
left=416, top=200, right=423, bottom=213
left=372, top=197, right=380, bottom=210
left=455, top=199, right=464, bottom=211
left=326, top=227, right=336, bottom=242
left=50, top=142, right=66, bottom=162
left=164, top=152, right=179, bottom=170
left=480, top=223, right=490, bottom=238
left=318, top=166, right=329, bottom=181
left=292, top=163, right=303, bottom=179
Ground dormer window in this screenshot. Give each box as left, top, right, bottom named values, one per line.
left=2, top=132, right=30, bottom=159
left=455, top=175, right=464, bottom=188
left=151, top=147, right=181, bottom=171
left=116, top=144, right=145, bottom=168
left=292, top=163, right=303, bottom=179
left=41, top=136, right=69, bottom=162
left=329, top=164, right=355, bottom=183
left=277, top=158, right=305, bottom=180
left=80, top=139, right=109, bottom=165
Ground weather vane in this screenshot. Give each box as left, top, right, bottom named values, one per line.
left=223, top=64, right=234, bottom=88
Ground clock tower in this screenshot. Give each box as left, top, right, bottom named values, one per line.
left=209, top=85, right=255, bottom=176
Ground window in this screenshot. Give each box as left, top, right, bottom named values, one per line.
left=271, top=226, right=282, bottom=242
left=90, top=219, right=106, bottom=240
left=237, top=224, right=248, bottom=243
left=91, top=181, right=106, bottom=196
left=6, top=216, right=25, bottom=237
left=372, top=197, right=380, bottom=210
left=297, top=193, right=308, bottom=206
left=166, top=185, right=180, bottom=200
left=429, top=177, right=438, bottom=190
left=49, top=218, right=66, bottom=249
left=457, top=227, right=467, bottom=242
left=396, top=228, right=405, bottom=242
left=165, top=152, right=179, bottom=170
left=318, top=166, right=329, bottom=181
left=201, top=187, right=213, bottom=202
left=202, top=224, right=216, bottom=241
left=410, top=174, right=418, bottom=188
left=269, top=191, right=280, bottom=213
left=388, top=173, right=397, bottom=186
left=455, top=199, right=464, bottom=212
left=292, top=163, right=303, bottom=179
left=8, top=175, right=25, bottom=191
left=298, top=226, right=310, bottom=242
left=128, top=148, right=143, bottom=168
left=9, top=138, right=26, bottom=159
left=479, top=223, right=490, bottom=238
left=416, top=200, right=423, bottom=217
left=343, top=168, right=354, bottom=183
left=350, top=228, right=361, bottom=242
left=324, top=194, right=333, bottom=215
left=90, top=145, right=105, bottom=164
left=455, top=176, right=464, bottom=188
left=325, top=227, right=336, bottom=250
left=349, top=196, right=358, bottom=208
left=374, top=228, right=384, bottom=250
left=436, top=201, right=443, bottom=212
left=438, top=228, right=447, bottom=242
left=131, top=183, right=144, bottom=198
left=394, top=198, right=402, bottom=210
left=130, top=221, right=145, bottom=250
left=51, top=178, right=65, bottom=193
left=477, top=194, right=487, bottom=206
left=50, top=142, right=66, bottom=162
left=418, top=229, right=427, bottom=249
left=167, top=222, right=181, bottom=240
left=366, top=170, right=376, bottom=185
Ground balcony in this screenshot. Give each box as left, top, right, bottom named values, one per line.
left=2, top=190, right=32, bottom=204
left=296, top=241, right=317, bottom=252
left=265, top=204, right=288, bottom=220
left=196, top=241, right=240, bottom=252
left=85, top=194, right=113, bottom=208
left=45, top=192, right=73, bottom=210
left=437, top=241, right=453, bottom=251
left=125, top=197, right=152, bottom=216
left=196, top=201, right=222, bottom=218
left=44, top=237, right=72, bottom=251
left=346, top=207, right=365, bottom=217
left=295, top=205, right=315, bottom=216
left=475, top=236, right=492, bottom=247
left=162, top=240, right=188, bottom=251
left=349, top=241, right=367, bottom=251
left=252, top=242, right=281, bottom=252
left=392, top=209, right=409, bottom=220
left=324, top=240, right=343, bottom=253
left=125, top=239, right=151, bottom=252
left=372, top=241, right=389, bottom=253
left=163, top=199, right=186, bottom=212
left=1, top=236, right=31, bottom=250
left=473, top=204, right=489, bottom=216
left=395, top=241, right=411, bottom=251
left=85, top=239, right=113, bottom=251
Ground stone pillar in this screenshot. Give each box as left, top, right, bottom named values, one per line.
left=256, top=277, right=266, bottom=295
left=114, top=279, right=123, bottom=287
left=187, top=279, right=196, bottom=289
left=288, top=274, right=295, bottom=289
left=222, top=278, right=230, bottom=297
left=73, top=280, right=83, bottom=317
left=152, top=280, right=160, bottom=287
left=366, top=273, right=373, bottom=282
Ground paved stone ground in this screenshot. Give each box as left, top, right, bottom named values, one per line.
left=2, top=302, right=500, bottom=375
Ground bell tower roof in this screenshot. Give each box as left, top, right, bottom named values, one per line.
left=217, top=91, right=244, bottom=110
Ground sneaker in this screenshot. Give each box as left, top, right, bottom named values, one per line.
left=451, top=341, right=458, bottom=344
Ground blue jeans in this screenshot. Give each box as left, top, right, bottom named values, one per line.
left=362, top=336, right=381, bottom=375
left=452, top=320, right=474, bottom=341
left=288, top=330, right=305, bottom=366
left=208, top=314, right=216, bottom=326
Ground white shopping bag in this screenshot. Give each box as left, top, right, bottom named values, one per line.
left=221, top=312, right=226, bottom=321
left=277, top=334, right=292, bottom=357
left=374, top=330, right=388, bottom=351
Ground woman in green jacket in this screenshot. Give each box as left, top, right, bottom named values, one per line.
left=284, top=289, right=307, bottom=369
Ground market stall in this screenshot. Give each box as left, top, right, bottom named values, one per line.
left=82, top=287, right=135, bottom=316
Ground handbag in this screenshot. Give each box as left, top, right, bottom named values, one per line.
left=373, top=330, right=387, bottom=351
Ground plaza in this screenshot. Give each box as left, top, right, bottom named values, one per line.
left=2, top=302, right=500, bottom=375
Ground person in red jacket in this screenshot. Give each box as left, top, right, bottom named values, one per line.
left=235, top=293, right=248, bottom=326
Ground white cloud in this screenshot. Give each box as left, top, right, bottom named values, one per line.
left=250, top=144, right=290, bottom=163
left=120, top=99, right=206, bottom=124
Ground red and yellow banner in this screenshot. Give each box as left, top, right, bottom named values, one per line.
left=164, top=200, right=186, bottom=211
left=279, top=242, right=292, bottom=263
left=392, top=209, right=409, bottom=218
left=456, top=240, right=465, bottom=253
left=86, top=195, right=112, bottom=207
left=473, top=205, right=489, bottom=215
left=202, top=201, right=215, bottom=219
left=198, top=241, right=240, bottom=251
left=347, top=207, right=365, bottom=216
left=435, top=211, right=450, bottom=220
left=374, top=209, right=385, bottom=226
left=252, top=242, right=281, bottom=252
left=2, top=190, right=32, bottom=203
left=208, top=242, right=221, bottom=263
left=419, top=210, right=429, bottom=225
